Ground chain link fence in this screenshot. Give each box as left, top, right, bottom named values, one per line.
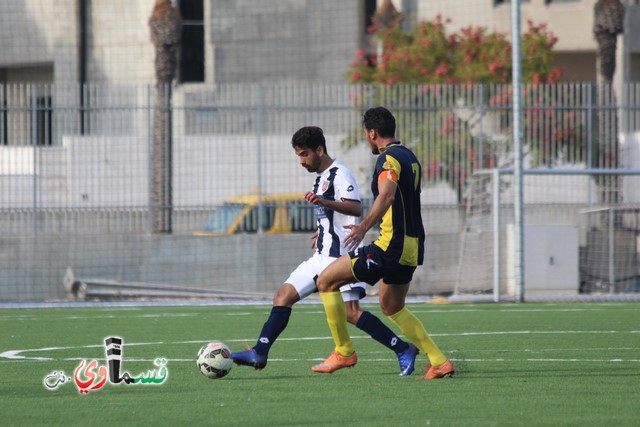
left=1, top=82, right=639, bottom=301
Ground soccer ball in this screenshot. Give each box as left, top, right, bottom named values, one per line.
left=196, top=341, right=233, bottom=379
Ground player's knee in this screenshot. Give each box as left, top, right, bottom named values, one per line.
left=316, top=274, right=330, bottom=292
left=379, top=301, right=403, bottom=317
left=346, top=311, right=361, bottom=325
left=273, top=285, right=299, bottom=307
left=379, top=307, right=391, bottom=317
left=344, top=301, right=363, bottom=325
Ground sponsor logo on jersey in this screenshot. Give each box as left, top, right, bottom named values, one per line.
left=366, top=254, right=379, bottom=269
left=314, top=205, right=327, bottom=219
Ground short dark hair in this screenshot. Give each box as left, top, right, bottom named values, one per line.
left=291, top=126, right=327, bottom=153
left=362, top=106, right=396, bottom=138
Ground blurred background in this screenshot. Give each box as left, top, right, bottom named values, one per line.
left=1, top=0, right=639, bottom=302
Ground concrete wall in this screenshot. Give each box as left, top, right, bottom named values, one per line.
left=209, top=0, right=361, bottom=84
left=621, top=132, right=640, bottom=203
left=2, top=0, right=640, bottom=87
left=87, top=2, right=157, bottom=85
left=2, top=201, right=637, bottom=301
left=0, top=232, right=443, bottom=302
left=0, top=0, right=362, bottom=86
left=0, top=0, right=79, bottom=84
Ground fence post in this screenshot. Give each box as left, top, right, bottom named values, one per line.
left=477, top=84, right=485, bottom=169
left=256, top=84, right=265, bottom=233
left=608, top=207, right=615, bottom=293
left=511, top=1, right=525, bottom=303
left=587, top=83, right=594, bottom=206
left=146, top=83, right=153, bottom=234
left=492, top=168, right=501, bottom=302
left=31, top=84, right=38, bottom=234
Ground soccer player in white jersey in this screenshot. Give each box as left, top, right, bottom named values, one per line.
left=232, top=126, right=419, bottom=376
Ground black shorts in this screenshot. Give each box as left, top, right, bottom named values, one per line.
left=349, top=243, right=417, bottom=286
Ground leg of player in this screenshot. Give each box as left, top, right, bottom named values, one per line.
left=231, top=283, right=300, bottom=370
left=379, top=281, right=455, bottom=379
left=312, top=254, right=359, bottom=373
left=345, top=299, right=418, bottom=376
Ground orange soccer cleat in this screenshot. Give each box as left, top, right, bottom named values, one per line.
left=311, top=350, right=358, bottom=373
left=423, top=359, right=455, bottom=379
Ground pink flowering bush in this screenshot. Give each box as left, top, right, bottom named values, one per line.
left=343, top=17, right=584, bottom=203
left=345, top=16, right=563, bottom=85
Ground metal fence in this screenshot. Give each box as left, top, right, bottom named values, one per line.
left=1, top=82, right=639, bottom=302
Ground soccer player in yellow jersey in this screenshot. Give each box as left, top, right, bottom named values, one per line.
left=312, top=107, right=455, bottom=379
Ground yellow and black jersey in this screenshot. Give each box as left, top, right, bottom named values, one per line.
left=371, top=143, right=425, bottom=267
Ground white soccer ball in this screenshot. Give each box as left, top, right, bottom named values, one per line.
left=196, top=341, right=233, bottom=379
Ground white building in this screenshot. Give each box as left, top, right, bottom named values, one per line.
left=415, top=0, right=640, bottom=84
left=0, top=0, right=371, bottom=87
left=2, top=1, right=638, bottom=89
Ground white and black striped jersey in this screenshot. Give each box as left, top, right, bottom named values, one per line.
left=312, top=159, right=361, bottom=258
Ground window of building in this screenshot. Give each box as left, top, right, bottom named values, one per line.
left=364, top=0, right=376, bottom=33
left=362, top=0, right=379, bottom=66
left=1, top=82, right=6, bottom=146
left=34, top=96, right=52, bottom=146
left=0, top=65, right=53, bottom=146
left=179, top=0, right=205, bottom=83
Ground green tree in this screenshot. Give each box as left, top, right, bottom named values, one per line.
left=345, top=17, right=563, bottom=86
left=344, top=17, right=578, bottom=205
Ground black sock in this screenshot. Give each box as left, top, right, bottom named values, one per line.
left=356, top=311, right=409, bottom=353
left=253, top=306, right=292, bottom=356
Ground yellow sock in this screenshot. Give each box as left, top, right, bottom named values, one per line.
left=389, top=306, right=447, bottom=366
left=319, top=291, right=354, bottom=356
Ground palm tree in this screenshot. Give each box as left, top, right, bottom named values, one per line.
left=594, top=0, right=625, bottom=84
left=148, top=0, right=182, bottom=233
left=593, top=0, right=625, bottom=206
left=372, top=0, right=401, bottom=29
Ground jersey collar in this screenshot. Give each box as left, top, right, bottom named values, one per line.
left=379, top=141, right=402, bottom=153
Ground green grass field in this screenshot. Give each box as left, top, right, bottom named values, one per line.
left=1, top=302, right=638, bottom=426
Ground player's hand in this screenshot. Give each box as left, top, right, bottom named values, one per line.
left=311, top=229, right=318, bottom=250
left=343, top=224, right=366, bottom=251
left=304, top=192, right=323, bottom=206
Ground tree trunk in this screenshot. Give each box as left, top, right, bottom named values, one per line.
left=151, top=83, right=172, bottom=233
left=593, top=0, right=624, bottom=209
left=148, top=0, right=181, bottom=234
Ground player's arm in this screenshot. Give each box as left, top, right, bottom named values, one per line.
left=303, top=192, right=362, bottom=217
left=343, top=172, right=396, bottom=250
